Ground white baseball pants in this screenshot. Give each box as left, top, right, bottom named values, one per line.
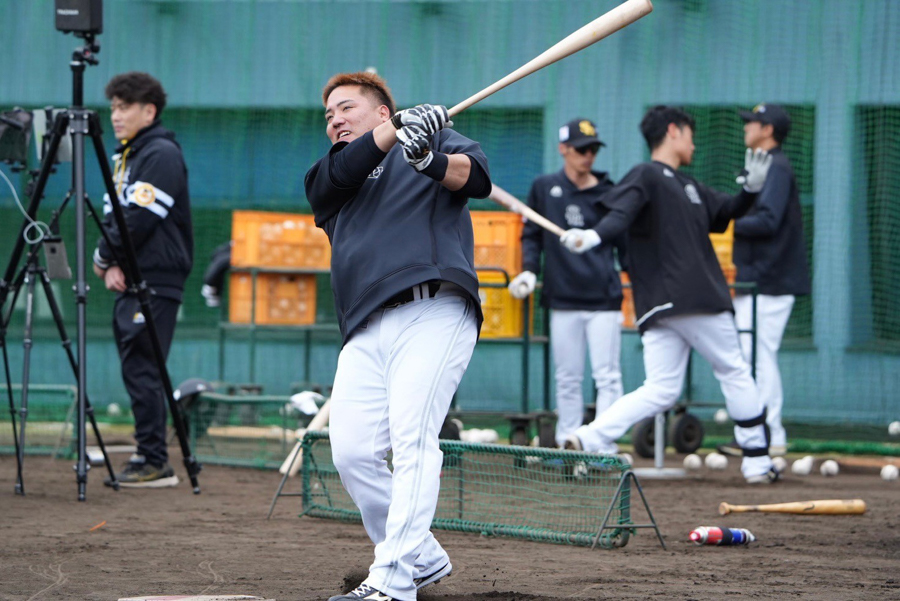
left=733, top=294, right=795, bottom=448
left=329, top=288, right=477, bottom=601
left=574, top=312, right=772, bottom=478
left=550, top=309, right=623, bottom=446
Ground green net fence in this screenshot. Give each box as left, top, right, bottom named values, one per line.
left=1, top=0, right=899, bottom=440
left=297, top=431, right=636, bottom=549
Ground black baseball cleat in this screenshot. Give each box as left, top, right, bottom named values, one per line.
left=745, top=467, right=781, bottom=485
left=716, top=439, right=742, bottom=457
left=328, top=583, right=394, bottom=601
left=414, top=561, right=452, bottom=590
left=104, top=455, right=179, bottom=488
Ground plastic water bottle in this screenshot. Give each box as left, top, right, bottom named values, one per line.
left=689, top=526, right=756, bottom=545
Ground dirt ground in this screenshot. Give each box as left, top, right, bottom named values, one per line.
left=1, top=450, right=899, bottom=601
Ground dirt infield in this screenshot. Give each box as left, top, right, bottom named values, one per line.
left=2, top=452, right=899, bottom=600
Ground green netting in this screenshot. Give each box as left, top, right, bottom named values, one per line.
left=1, top=0, right=899, bottom=428
left=300, top=431, right=634, bottom=549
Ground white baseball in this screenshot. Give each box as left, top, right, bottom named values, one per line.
left=888, top=421, right=900, bottom=436
left=714, top=409, right=729, bottom=425
left=683, top=453, right=702, bottom=470
left=705, top=452, right=728, bottom=470
left=820, top=459, right=839, bottom=477
left=459, top=428, right=479, bottom=442
left=106, top=402, right=121, bottom=417
left=791, top=456, right=813, bottom=476
left=772, top=456, right=788, bottom=473
left=480, top=429, right=500, bottom=444
left=880, top=464, right=899, bottom=481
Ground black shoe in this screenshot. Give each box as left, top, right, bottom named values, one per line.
left=328, top=583, right=394, bottom=601
left=716, top=439, right=743, bottom=457
left=104, top=455, right=179, bottom=488
left=745, top=467, right=781, bottom=485
left=415, top=561, right=452, bottom=590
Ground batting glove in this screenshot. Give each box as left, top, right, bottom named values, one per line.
left=736, top=148, right=773, bottom=193
left=201, top=284, right=221, bottom=308
left=508, top=271, right=537, bottom=299
left=391, top=104, right=452, bottom=134
left=396, top=125, right=434, bottom=171
left=560, top=228, right=601, bottom=254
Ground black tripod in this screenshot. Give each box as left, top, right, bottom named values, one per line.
left=0, top=34, right=201, bottom=500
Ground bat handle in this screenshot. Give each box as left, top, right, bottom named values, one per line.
left=719, top=502, right=732, bottom=515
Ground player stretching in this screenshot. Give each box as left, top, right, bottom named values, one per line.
left=508, top=118, right=625, bottom=447
left=560, top=105, right=779, bottom=484
left=305, top=71, right=491, bottom=601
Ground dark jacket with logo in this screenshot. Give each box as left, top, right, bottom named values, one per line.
left=733, top=147, right=811, bottom=296
left=522, top=169, right=623, bottom=311
left=305, top=129, right=491, bottom=344
left=93, top=121, right=193, bottom=302
left=593, top=161, right=756, bottom=332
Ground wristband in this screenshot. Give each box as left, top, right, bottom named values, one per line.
left=420, top=151, right=449, bottom=181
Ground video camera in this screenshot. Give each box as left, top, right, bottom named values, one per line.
left=55, top=0, right=103, bottom=36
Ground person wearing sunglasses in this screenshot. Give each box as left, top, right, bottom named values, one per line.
left=508, top=118, right=625, bottom=449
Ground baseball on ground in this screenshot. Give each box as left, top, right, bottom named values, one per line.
left=705, top=452, right=728, bottom=470
left=820, top=459, right=839, bottom=477
left=791, top=456, right=814, bottom=476
left=880, top=464, right=899, bottom=481
left=772, top=456, right=788, bottom=473
left=683, top=453, right=702, bottom=470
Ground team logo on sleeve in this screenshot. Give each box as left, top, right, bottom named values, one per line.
left=368, top=166, right=383, bottom=179
left=132, top=311, right=145, bottom=324
left=550, top=185, right=563, bottom=198
left=565, top=205, right=585, bottom=227
left=684, top=184, right=702, bottom=205
left=133, top=183, right=156, bottom=207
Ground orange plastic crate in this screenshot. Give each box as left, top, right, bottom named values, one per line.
left=231, top=210, right=331, bottom=270
left=228, top=272, right=316, bottom=325
left=477, top=271, right=533, bottom=338
left=471, top=212, right=523, bottom=276
left=709, top=222, right=734, bottom=268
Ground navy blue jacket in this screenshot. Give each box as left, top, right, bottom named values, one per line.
left=94, top=121, right=193, bottom=302
left=305, top=129, right=491, bottom=343
left=522, top=169, right=623, bottom=311
left=594, top=161, right=756, bottom=332
left=733, top=147, right=811, bottom=296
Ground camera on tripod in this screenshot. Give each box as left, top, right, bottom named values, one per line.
left=55, top=0, right=103, bottom=36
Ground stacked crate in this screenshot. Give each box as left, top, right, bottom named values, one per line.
left=229, top=211, right=330, bottom=325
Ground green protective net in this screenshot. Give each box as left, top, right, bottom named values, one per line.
left=298, top=431, right=634, bottom=549
left=1, top=0, right=899, bottom=439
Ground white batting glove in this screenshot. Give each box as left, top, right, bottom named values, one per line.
left=391, top=104, right=452, bottom=134
left=200, top=284, right=220, bottom=308
left=736, top=148, right=773, bottom=193
left=560, top=228, right=601, bottom=254
left=508, top=271, right=537, bottom=299
left=396, top=125, right=434, bottom=171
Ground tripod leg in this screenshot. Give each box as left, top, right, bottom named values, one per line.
left=37, top=270, right=119, bottom=489
left=14, top=265, right=41, bottom=495
left=87, top=113, right=201, bottom=493
left=1, top=333, right=24, bottom=494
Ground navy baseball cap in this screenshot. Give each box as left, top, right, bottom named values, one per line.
left=559, top=118, right=605, bottom=149
left=739, top=103, right=791, bottom=140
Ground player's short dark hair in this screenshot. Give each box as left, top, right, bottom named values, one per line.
left=322, top=72, right=396, bottom=115
left=105, top=72, right=167, bottom=118
left=640, top=105, right=696, bottom=151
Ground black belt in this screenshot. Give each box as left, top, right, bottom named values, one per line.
left=382, top=281, right=442, bottom=309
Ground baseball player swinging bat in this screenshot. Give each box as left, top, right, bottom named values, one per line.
left=718, top=499, right=867, bottom=516
left=447, top=0, right=654, bottom=117
left=489, top=184, right=565, bottom=238
left=278, top=398, right=331, bottom=477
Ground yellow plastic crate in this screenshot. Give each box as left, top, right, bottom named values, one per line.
left=709, top=221, right=734, bottom=268
left=477, top=271, right=532, bottom=339
left=471, top=212, right=523, bottom=277
left=231, top=210, right=331, bottom=270
left=228, top=272, right=316, bottom=325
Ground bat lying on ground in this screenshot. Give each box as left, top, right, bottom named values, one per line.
left=278, top=398, right=331, bottom=477
left=488, top=185, right=565, bottom=237
left=447, top=0, right=653, bottom=117
left=719, top=499, right=867, bottom=516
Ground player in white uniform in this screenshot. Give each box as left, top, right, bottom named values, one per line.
left=305, top=72, right=491, bottom=601
left=508, top=118, right=624, bottom=446
left=559, top=106, right=779, bottom=484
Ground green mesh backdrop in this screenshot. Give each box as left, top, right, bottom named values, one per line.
left=1, top=0, right=899, bottom=438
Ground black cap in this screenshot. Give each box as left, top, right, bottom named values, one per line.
left=559, top=118, right=605, bottom=148
left=739, top=103, right=791, bottom=141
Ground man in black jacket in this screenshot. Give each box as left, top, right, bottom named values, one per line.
left=559, top=106, right=778, bottom=484
left=305, top=71, right=491, bottom=601
left=508, top=118, right=624, bottom=447
left=93, top=72, right=192, bottom=488
left=718, top=104, right=811, bottom=458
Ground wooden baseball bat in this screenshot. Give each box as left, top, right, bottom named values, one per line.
left=719, top=499, right=867, bottom=516
left=448, top=0, right=654, bottom=117
left=489, top=185, right=565, bottom=238
left=279, top=398, right=331, bottom=477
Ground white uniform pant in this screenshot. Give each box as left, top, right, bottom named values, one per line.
left=550, top=309, right=623, bottom=446
left=574, top=312, right=772, bottom=478
left=733, top=294, right=795, bottom=447
left=329, top=290, right=477, bottom=601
